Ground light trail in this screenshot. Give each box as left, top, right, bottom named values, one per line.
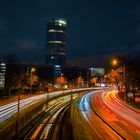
left=0, top=87, right=96, bottom=123
left=92, top=89, right=140, bottom=139
left=72, top=90, right=123, bottom=140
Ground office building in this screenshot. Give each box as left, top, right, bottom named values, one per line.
left=0, top=60, right=6, bottom=89
left=46, top=18, right=67, bottom=66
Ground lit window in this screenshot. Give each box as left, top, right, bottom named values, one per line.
left=59, top=53, right=66, bottom=55
left=48, top=29, right=65, bottom=33
left=1, top=63, right=6, bottom=66
left=58, top=20, right=67, bottom=25
left=51, top=56, right=54, bottom=59
left=49, top=41, right=62, bottom=44
left=54, top=19, right=67, bottom=27
left=55, top=65, right=61, bottom=68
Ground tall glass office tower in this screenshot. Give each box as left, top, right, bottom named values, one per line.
left=46, top=18, right=67, bottom=66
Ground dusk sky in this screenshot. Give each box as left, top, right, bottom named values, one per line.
left=0, top=0, right=140, bottom=67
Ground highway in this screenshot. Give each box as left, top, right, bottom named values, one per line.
left=72, top=89, right=140, bottom=140
left=91, top=89, right=140, bottom=139
left=2, top=87, right=139, bottom=140
left=0, top=88, right=95, bottom=123
left=23, top=94, right=77, bottom=140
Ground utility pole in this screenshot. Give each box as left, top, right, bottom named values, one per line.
left=16, top=81, right=21, bottom=140
left=87, top=69, right=89, bottom=88
left=30, top=67, right=36, bottom=94
left=46, top=92, right=49, bottom=109
left=123, top=63, right=126, bottom=102
left=70, top=91, right=73, bottom=105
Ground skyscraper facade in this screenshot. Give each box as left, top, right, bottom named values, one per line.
left=0, top=60, right=6, bottom=89
left=46, top=18, right=67, bottom=66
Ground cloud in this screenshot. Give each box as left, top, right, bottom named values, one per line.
left=19, top=40, right=37, bottom=50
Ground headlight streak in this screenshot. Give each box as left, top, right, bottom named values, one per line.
left=78, top=90, right=103, bottom=124
left=74, top=90, right=125, bottom=140
left=0, top=87, right=98, bottom=123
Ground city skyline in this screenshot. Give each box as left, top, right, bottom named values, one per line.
left=0, top=0, right=140, bottom=67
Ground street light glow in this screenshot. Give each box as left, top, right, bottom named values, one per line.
left=112, top=59, right=118, bottom=66
left=31, top=67, right=36, bottom=73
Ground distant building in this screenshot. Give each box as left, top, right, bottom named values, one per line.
left=46, top=18, right=67, bottom=66
left=54, top=65, right=61, bottom=78
left=90, top=68, right=105, bottom=77
left=4, top=64, right=86, bottom=89
left=0, top=60, right=6, bottom=89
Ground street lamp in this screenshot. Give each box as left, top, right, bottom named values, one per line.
left=111, top=58, right=126, bottom=101
left=112, top=59, right=118, bottom=66
left=30, top=67, right=36, bottom=94
left=16, top=80, right=22, bottom=140
left=111, top=59, right=125, bottom=83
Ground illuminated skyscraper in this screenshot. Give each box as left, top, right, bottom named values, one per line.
left=46, top=18, right=67, bottom=66
left=0, top=60, right=6, bottom=89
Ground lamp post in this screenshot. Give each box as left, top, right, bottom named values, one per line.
left=16, top=80, right=22, bottom=140
left=112, top=59, right=126, bottom=101
left=30, top=67, right=36, bottom=94
left=123, top=63, right=126, bottom=101
left=123, top=63, right=126, bottom=83
left=87, top=69, right=89, bottom=88
left=112, top=59, right=126, bottom=84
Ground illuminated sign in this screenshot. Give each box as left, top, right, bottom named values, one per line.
left=90, top=68, right=105, bottom=76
